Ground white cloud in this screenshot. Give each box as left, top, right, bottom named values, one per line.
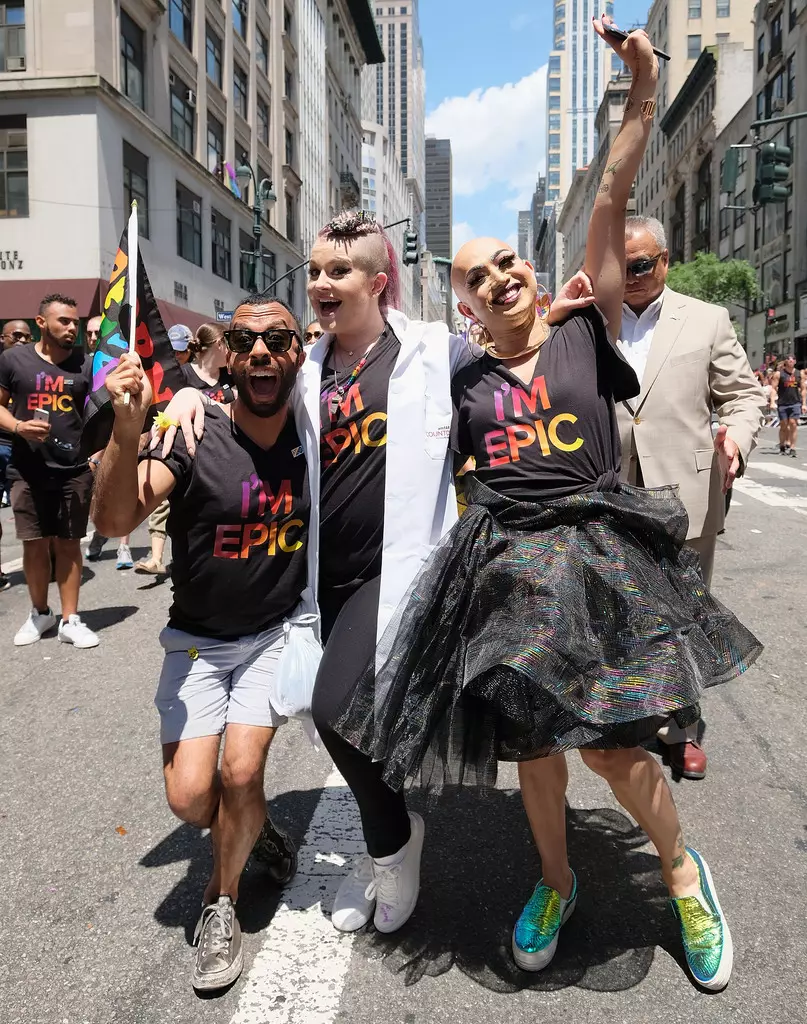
left=426, top=67, right=547, bottom=213
left=505, top=231, right=519, bottom=252
left=452, top=220, right=478, bottom=255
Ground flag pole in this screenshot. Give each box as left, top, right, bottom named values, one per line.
left=123, top=200, right=138, bottom=405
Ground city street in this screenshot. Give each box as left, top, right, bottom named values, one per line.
left=1, top=429, right=805, bottom=1024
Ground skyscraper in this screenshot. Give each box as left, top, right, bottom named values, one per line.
left=546, top=0, right=618, bottom=203
left=425, top=137, right=452, bottom=259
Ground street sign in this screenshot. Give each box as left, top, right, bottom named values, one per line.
left=216, top=310, right=234, bottom=322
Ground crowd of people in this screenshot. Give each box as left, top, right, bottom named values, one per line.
left=0, top=17, right=770, bottom=1007
left=754, top=355, right=807, bottom=455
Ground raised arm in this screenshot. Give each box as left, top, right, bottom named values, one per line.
left=91, top=354, right=177, bottom=537
left=584, top=17, right=659, bottom=341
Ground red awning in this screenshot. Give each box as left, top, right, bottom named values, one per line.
left=156, top=299, right=216, bottom=333
left=0, top=278, right=104, bottom=319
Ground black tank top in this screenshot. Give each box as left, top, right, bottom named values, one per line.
left=779, top=367, right=801, bottom=405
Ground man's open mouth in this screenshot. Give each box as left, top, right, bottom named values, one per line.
left=247, top=367, right=279, bottom=400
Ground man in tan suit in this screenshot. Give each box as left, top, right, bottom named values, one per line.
left=616, top=216, right=765, bottom=780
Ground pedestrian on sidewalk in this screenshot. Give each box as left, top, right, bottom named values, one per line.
left=92, top=295, right=311, bottom=993
left=769, top=355, right=806, bottom=457
left=0, top=294, right=99, bottom=648
left=0, top=320, right=33, bottom=589
left=616, top=216, right=766, bottom=779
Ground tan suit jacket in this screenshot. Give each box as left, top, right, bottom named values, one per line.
left=617, top=288, right=766, bottom=540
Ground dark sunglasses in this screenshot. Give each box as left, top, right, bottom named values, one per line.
left=626, top=252, right=664, bottom=278
left=304, top=330, right=322, bottom=342
left=223, top=328, right=301, bottom=354
left=7, top=330, right=31, bottom=339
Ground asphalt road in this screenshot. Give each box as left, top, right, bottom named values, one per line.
left=1, top=427, right=806, bottom=1024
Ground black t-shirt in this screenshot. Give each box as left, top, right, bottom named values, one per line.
left=144, top=404, right=310, bottom=639
left=318, top=323, right=400, bottom=591
left=0, top=342, right=92, bottom=480
left=182, top=363, right=236, bottom=404
left=778, top=367, right=802, bottom=405
left=451, top=308, right=639, bottom=502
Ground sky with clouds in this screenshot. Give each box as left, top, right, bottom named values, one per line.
left=420, top=1, right=653, bottom=256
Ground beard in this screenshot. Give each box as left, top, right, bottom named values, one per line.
left=231, top=358, right=299, bottom=418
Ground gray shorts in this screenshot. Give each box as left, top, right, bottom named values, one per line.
left=155, top=622, right=288, bottom=744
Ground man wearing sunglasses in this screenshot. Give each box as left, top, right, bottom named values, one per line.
left=616, top=216, right=765, bottom=781
left=91, top=295, right=313, bottom=993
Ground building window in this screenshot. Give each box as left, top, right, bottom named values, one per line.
left=206, top=24, right=222, bottom=88
left=548, top=153, right=560, bottom=166
left=756, top=90, right=764, bottom=120
left=257, top=246, right=275, bottom=292
left=239, top=230, right=253, bottom=290
left=771, top=13, right=783, bottom=58
left=791, top=1, right=798, bottom=31
left=120, top=11, right=145, bottom=109
left=233, top=63, right=248, bottom=119
left=687, top=35, right=701, bottom=59
left=257, top=28, right=268, bottom=74
left=285, top=191, right=296, bottom=242
left=0, top=1, right=25, bottom=73
left=716, top=0, right=729, bottom=16
left=285, top=128, right=294, bottom=166
left=232, top=0, right=246, bottom=38
left=169, top=0, right=192, bottom=49
left=719, top=206, right=730, bottom=239
left=757, top=34, right=765, bottom=71
left=207, top=115, right=223, bottom=175
left=688, top=1, right=701, bottom=17
left=176, top=183, right=202, bottom=266
left=286, top=264, right=295, bottom=310
left=0, top=114, right=27, bottom=217
left=257, top=96, right=270, bottom=144
left=284, top=67, right=293, bottom=100
left=211, top=208, right=231, bottom=281
left=123, top=140, right=148, bottom=237
left=787, top=55, right=795, bottom=103
left=283, top=5, right=292, bottom=34
left=734, top=190, right=746, bottom=228
left=170, top=74, right=195, bottom=155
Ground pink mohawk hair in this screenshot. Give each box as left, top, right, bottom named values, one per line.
left=318, top=211, right=402, bottom=314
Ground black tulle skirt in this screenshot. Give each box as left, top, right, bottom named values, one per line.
left=334, top=476, right=762, bottom=793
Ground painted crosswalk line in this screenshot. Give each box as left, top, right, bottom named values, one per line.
left=733, top=477, right=807, bottom=515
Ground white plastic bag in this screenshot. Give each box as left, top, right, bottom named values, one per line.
left=271, top=613, right=322, bottom=718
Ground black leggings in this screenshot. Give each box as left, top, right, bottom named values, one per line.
left=311, top=577, right=411, bottom=858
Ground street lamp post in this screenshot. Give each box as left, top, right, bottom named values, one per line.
left=236, top=154, right=277, bottom=292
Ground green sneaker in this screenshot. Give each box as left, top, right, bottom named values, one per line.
left=512, top=872, right=577, bottom=971
left=670, top=848, right=733, bottom=991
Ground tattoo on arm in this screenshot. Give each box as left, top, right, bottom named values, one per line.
left=671, top=829, right=686, bottom=870
left=625, top=97, right=635, bottom=112
left=598, top=183, right=610, bottom=194
left=604, top=158, right=623, bottom=176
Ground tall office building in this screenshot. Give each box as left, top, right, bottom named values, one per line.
left=425, top=136, right=451, bottom=259
left=363, top=2, right=426, bottom=307
left=517, top=210, right=531, bottom=260
left=634, top=0, right=756, bottom=226
left=0, top=0, right=381, bottom=324
left=546, top=0, right=618, bottom=204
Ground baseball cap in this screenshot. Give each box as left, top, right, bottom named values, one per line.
left=168, top=324, right=193, bottom=351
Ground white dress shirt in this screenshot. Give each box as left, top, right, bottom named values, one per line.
left=619, top=288, right=667, bottom=386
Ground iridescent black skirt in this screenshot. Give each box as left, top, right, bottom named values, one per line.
left=334, top=476, right=762, bottom=792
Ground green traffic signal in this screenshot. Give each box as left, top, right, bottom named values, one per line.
left=403, top=230, right=419, bottom=266
left=753, top=140, right=792, bottom=205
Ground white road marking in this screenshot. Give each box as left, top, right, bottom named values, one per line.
left=733, top=478, right=807, bottom=516
left=747, top=461, right=807, bottom=483
left=229, top=766, right=363, bottom=1024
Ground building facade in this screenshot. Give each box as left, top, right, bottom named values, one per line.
left=660, top=43, right=753, bottom=266
left=545, top=0, right=617, bottom=204
left=517, top=209, right=531, bottom=260
left=0, top=0, right=380, bottom=327
left=364, top=1, right=426, bottom=312
left=361, top=117, right=416, bottom=317
left=424, top=135, right=451, bottom=259
left=635, top=0, right=756, bottom=227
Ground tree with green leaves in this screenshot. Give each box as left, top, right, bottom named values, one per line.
left=666, top=251, right=760, bottom=306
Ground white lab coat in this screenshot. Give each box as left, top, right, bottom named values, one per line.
left=293, top=308, right=474, bottom=648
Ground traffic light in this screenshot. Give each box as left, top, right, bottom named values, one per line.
left=753, top=140, right=792, bottom=206
left=403, top=229, right=419, bottom=266
left=721, top=148, right=739, bottom=194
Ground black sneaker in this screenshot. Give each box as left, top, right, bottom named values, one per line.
left=791, top=449, right=798, bottom=458
left=0, top=573, right=10, bottom=592
left=252, top=816, right=298, bottom=885
left=192, top=895, right=243, bottom=992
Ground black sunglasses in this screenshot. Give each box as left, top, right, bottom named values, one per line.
left=627, top=252, right=665, bottom=278
left=223, top=328, right=301, bottom=354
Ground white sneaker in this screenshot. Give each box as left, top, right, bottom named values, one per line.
left=14, top=608, right=57, bottom=646
left=116, top=543, right=133, bottom=569
left=331, top=853, right=376, bottom=932
left=58, top=614, right=100, bottom=649
left=369, top=812, right=425, bottom=934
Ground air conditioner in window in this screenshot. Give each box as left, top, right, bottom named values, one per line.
left=6, top=56, right=25, bottom=72
left=186, top=89, right=197, bottom=107
left=771, top=97, right=786, bottom=113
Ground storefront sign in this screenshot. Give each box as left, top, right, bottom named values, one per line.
left=0, top=250, right=23, bottom=270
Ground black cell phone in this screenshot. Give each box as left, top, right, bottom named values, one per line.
left=604, top=24, right=671, bottom=62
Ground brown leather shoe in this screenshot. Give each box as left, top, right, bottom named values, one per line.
left=668, top=740, right=707, bottom=780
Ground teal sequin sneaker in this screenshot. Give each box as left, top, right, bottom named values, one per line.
left=512, top=872, right=577, bottom=972
left=670, top=848, right=733, bottom=991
